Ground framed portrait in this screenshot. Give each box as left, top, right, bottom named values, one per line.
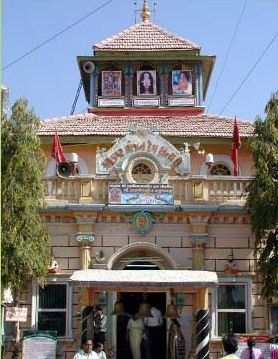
left=102, top=71, right=122, bottom=97
left=137, top=70, right=157, bottom=95
left=172, top=70, right=192, bottom=96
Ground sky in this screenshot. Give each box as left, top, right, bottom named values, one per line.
left=2, top=0, right=278, bottom=122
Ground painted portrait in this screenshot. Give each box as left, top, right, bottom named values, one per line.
left=137, top=70, right=157, bottom=95
left=102, top=71, right=122, bottom=97
left=172, top=70, right=192, bottom=95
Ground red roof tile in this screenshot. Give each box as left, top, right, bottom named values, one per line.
left=39, top=113, right=254, bottom=138
left=93, top=20, right=200, bottom=52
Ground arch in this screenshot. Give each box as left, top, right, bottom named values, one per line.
left=122, top=153, right=161, bottom=184
left=107, top=242, right=177, bottom=270
left=45, top=154, right=89, bottom=176
left=199, top=154, right=242, bottom=176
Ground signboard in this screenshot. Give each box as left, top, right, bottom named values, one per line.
left=133, top=98, right=160, bottom=107
left=23, top=331, right=57, bottom=359
left=109, top=184, right=174, bottom=205
left=98, top=98, right=125, bottom=107
left=5, top=307, right=27, bottom=322
left=168, top=97, right=195, bottom=107
left=96, top=128, right=191, bottom=176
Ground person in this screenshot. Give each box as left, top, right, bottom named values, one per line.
left=94, top=342, right=107, bottom=359
left=144, top=305, right=163, bottom=359
left=93, top=305, right=107, bottom=345
left=126, top=312, right=145, bottom=359
left=168, top=319, right=186, bottom=359
left=73, top=339, right=99, bottom=359
left=139, top=71, right=154, bottom=95
left=240, top=338, right=264, bottom=359
left=219, top=333, right=240, bottom=359
left=172, top=71, right=192, bottom=95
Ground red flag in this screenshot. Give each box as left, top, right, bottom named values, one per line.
left=231, top=118, right=241, bottom=176
left=51, top=130, right=67, bottom=164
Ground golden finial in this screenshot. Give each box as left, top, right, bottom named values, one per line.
left=140, top=0, right=150, bottom=21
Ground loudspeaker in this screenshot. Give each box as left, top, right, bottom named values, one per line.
left=57, top=162, right=71, bottom=177
left=83, top=61, right=95, bottom=74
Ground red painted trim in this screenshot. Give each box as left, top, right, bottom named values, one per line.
left=88, top=107, right=205, bottom=116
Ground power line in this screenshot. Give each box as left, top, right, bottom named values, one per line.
left=2, top=0, right=113, bottom=71
left=70, top=80, right=83, bottom=115
left=206, top=0, right=247, bottom=113
left=218, top=30, right=278, bottom=116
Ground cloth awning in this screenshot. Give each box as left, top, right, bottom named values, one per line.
left=69, top=269, right=218, bottom=291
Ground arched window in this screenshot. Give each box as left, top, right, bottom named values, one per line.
left=210, top=163, right=231, bottom=176
left=131, top=162, right=154, bottom=183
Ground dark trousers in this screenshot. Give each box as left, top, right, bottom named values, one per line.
left=94, top=331, right=106, bottom=345
left=147, top=326, right=162, bottom=359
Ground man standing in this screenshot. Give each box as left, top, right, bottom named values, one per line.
left=93, top=305, right=107, bottom=345
left=144, top=305, right=163, bottom=359
left=73, top=339, right=99, bottom=359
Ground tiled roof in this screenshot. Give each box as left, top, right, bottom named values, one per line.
left=39, top=113, right=254, bottom=138
left=93, top=20, right=200, bottom=52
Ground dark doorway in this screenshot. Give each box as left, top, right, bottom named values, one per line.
left=116, top=292, right=166, bottom=359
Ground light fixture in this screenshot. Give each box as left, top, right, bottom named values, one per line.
left=165, top=289, right=180, bottom=319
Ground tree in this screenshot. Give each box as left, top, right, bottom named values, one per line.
left=246, top=92, right=278, bottom=300
left=1, top=99, right=50, bottom=301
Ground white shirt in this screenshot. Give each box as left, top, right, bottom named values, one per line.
left=144, top=306, right=163, bottom=327
left=73, top=350, right=99, bottom=359
left=96, top=351, right=107, bottom=359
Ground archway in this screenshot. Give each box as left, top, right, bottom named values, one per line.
left=107, top=242, right=177, bottom=270
left=108, top=243, right=174, bottom=359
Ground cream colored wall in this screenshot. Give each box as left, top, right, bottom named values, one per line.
left=42, top=141, right=254, bottom=178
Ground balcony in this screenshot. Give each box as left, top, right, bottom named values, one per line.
left=43, top=176, right=251, bottom=206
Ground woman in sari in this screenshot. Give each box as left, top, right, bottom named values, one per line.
left=168, top=319, right=186, bottom=359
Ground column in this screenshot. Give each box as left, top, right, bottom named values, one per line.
left=189, top=217, right=209, bottom=270
left=196, top=288, right=210, bottom=359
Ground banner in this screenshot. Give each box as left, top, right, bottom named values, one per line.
left=108, top=184, right=174, bottom=205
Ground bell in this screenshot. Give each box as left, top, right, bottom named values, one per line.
left=111, top=301, right=125, bottom=315
left=164, top=303, right=180, bottom=319
left=137, top=302, right=152, bottom=318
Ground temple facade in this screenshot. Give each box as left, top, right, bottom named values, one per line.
left=4, top=2, right=277, bottom=359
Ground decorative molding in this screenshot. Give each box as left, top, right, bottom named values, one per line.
left=75, top=232, right=95, bottom=243
left=122, top=211, right=164, bottom=235
left=96, top=128, right=190, bottom=176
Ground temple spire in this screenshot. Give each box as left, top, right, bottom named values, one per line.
left=140, top=0, right=150, bottom=21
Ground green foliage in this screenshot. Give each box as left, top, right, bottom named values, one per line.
left=1, top=99, right=50, bottom=298
left=247, top=92, right=278, bottom=300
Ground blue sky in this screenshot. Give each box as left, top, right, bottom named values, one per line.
left=3, top=0, right=278, bottom=121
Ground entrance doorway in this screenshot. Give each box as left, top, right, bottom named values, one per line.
left=116, top=292, right=166, bottom=359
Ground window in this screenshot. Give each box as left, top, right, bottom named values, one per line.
left=33, top=281, right=72, bottom=337
left=210, top=163, right=231, bottom=176
left=211, top=278, right=252, bottom=337
left=217, top=284, right=246, bottom=335
left=131, top=162, right=155, bottom=183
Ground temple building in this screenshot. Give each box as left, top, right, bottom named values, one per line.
left=4, top=1, right=277, bottom=358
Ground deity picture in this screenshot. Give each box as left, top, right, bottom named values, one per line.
left=172, top=70, right=192, bottom=95
left=102, top=71, right=122, bottom=97
left=137, top=70, right=157, bottom=95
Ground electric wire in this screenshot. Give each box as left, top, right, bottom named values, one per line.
left=70, top=80, right=83, bottom=115
left=2, top=0, right=113, bottom=71
left=218, top=30, right=278, bottom=116
left=206, top=0, right=247, bottom=113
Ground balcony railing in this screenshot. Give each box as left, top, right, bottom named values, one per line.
left=43, top=175, right=252, bottom=206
